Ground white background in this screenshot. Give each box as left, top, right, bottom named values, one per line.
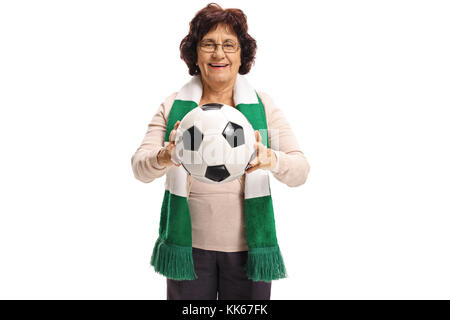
left=0, top=0, right=449, bottom=299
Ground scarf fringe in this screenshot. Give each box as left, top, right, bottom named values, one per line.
left=246, top=246, right=287, bottom=282
left=150, top=237, right=198, bottom=281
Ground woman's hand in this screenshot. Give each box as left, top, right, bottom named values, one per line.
left=245, top=130, right=277, bottom=174
left=157, top=120, right=181, bottom=168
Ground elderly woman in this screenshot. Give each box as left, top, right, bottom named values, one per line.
left=131, top=3, right=310, bottom=300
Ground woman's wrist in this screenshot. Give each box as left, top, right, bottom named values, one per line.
left=269, top=149, right=280, bottom=173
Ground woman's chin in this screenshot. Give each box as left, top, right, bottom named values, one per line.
left=203, top=74, right=233, bottom=84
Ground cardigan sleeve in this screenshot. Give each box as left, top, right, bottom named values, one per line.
left=258, top=91, right=311, bottom=187
left=131, top=92, right=177, bottom=183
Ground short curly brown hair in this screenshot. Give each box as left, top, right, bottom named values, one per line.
left=180, top=3, right=257, bottom=76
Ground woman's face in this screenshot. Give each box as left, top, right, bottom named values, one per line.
left=196, top=23, right=241, bottom=87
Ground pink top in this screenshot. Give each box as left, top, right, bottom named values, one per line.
left=131, top=91, right=310, bottom=252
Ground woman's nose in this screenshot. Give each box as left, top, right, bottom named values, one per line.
left=212, top=45, right=226, bottom=58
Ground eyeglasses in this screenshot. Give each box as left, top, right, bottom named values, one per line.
left=198, top=40, right=240, bottom=53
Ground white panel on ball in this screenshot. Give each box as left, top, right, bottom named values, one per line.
left=201, top=134, right=231, bottom=166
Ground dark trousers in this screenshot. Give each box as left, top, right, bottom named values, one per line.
left=167, top=247, right=272, bottom=300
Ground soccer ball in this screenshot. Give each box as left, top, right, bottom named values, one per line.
left=172, top=103, right=257, bottom=184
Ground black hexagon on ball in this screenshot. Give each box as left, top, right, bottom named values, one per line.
left=205, top=165, right=231, bottom=182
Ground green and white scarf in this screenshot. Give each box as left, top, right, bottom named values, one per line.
left=150, top=74, right=286, bottom=282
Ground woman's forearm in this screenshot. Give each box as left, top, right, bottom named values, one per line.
left=271, top=150, right=310, bottom=187
left=131, top=146, right=167, bottom=183
left=131, top=98, right=171, bottom=183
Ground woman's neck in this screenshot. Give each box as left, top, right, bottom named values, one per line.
left=200, top=78, right=235, bottom=106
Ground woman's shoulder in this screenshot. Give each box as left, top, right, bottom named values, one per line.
left=158, top=92, right=178, bottom=117
left=255, top=91, right=290, bottom=129
left=163, top=92, right=178, bottom=108
left=256, top=91, right=273, bottom=102
left=256, top=91, right=279, bottom=113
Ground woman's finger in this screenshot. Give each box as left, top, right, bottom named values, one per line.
left=255, top=130, right=261, bottom=142
left=170, top=128, right=178, bottom=142
left=246, top=163, right=259, bottom=174
left=252, top=142, right=260, bottom=164
left=170, top=121, right=181, bottom=143
left=249, top=157, right=261, bottom=170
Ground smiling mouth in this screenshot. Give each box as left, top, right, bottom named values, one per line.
left=208, top=63, right=229, bottom=68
